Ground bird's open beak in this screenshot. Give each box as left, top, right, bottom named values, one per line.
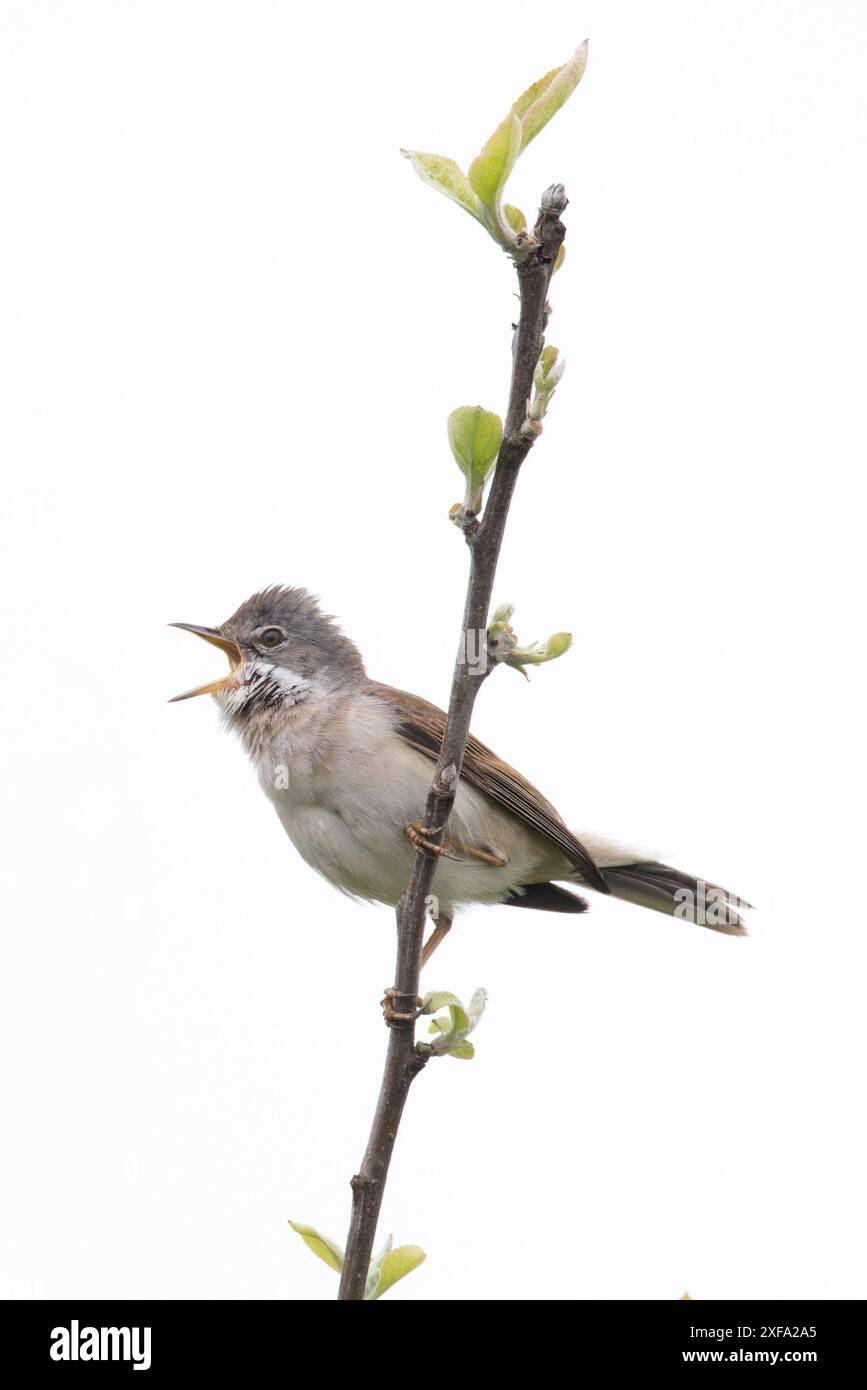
left=168, top=624, right=244, bottom=702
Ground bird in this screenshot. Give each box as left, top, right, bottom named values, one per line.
left=170, top=585, right=747, bottom=964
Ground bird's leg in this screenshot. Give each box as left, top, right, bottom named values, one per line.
left=381, top=910, right=453, bottom=1024
left=447, top=839, right=507, bottom=867
left=422, top=912, right=453, bottom=967
left=404, top=821, right=507, bottom=867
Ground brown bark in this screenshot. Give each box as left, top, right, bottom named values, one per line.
left=336, top=187, right=568, bottom=1301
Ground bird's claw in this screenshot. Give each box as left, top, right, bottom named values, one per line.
left=404, top=821, right=507, bottom=867
left=404, top=821, right=449, bottom=856
left=381, top=986, right=423, bottom=1027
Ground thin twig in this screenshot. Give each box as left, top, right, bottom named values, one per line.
left=336, top=186, right=568, bottom=1301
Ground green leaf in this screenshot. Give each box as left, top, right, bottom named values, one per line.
left=546, top=632, right=573, bottom=660
left=422, top=987, right=487, bottom=1058
left=467, top=988, right=488, bottom=1030
left=401, top=47, right=587, bottom=256
left=468, top=109, right=522, bottom=211
left=420, top=990, right=464, bottom=1015
left=512, top=66, right=564, bottom=124
left=539, top=345, right=559, bottom=377
left=364, top=1233, right=393, bottom=1300
left=425, top=997, right=470, bottom=1037
left=534, top=345, right=566, bottom=393
left=288, top=1221, right=344, bottom=1273
left=370, top=1245, right=427, bottom=1299
left=504, top=632, right=573, bottom=671
left=401, top=150, right=483, bottom=221
left=519, top=41, right=588, bottom=151
left=446, top=1001, right=470, bottom=1035
left=447, top=406, right=503, bottom=504
left=502, top=203, right=527, bottom=235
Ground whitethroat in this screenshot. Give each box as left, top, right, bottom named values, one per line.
left=171, top=586, right=747, bottom=963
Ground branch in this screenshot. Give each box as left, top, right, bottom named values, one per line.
left=336, top=186, right=567, bottom=1301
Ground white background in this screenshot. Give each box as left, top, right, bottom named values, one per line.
left=1, top=0, right=865, bottom=1301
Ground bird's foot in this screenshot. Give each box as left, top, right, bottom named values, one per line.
left=404, top=821, right=448, bottom=856
left=404, top=821, right=507, bottom=867
left=381, top=987, right=423, bottom=1027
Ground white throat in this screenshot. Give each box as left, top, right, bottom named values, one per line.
left=214, top=660, right=314, bottom=718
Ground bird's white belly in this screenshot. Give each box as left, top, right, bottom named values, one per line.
left=253, top=697, right=565, bottom=914
left=269, top=797, right=412, bottom=905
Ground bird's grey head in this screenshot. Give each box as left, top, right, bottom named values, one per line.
left=170, top=586, right=365, bottom=718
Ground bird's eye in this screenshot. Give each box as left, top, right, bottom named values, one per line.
left=258, top=627, right=285, bottom=648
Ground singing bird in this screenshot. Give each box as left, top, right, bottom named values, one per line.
left=171, top=586, right=747, bottom=962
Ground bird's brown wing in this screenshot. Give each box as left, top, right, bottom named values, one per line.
left=367, top=681, right=608, bottom=894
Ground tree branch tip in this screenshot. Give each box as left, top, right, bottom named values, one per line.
left=540, top=182, right=568, bottom=214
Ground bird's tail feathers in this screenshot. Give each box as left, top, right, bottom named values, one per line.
left=597, top=860, right=750, bottom=936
